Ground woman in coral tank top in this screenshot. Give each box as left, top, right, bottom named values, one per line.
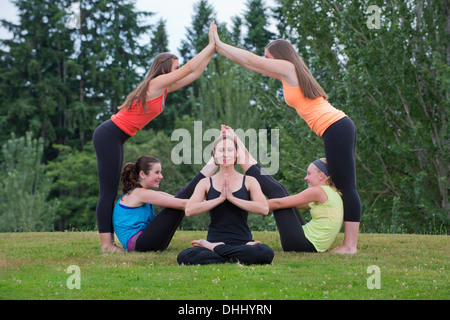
left=93, top=22, right=216, bottom=253
left=212, top=23, right=360, bottom=254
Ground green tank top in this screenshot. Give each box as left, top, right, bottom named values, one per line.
left=302, top=185, right=343, bottom=252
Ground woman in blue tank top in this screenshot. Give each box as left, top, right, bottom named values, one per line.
left=177, top=134, right=275, bottom=265
left=113, top=155, right=218, bottom=252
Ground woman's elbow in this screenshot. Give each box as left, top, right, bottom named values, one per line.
left=259, top=203, right=269, bottom=216
left=184, top=205, right=194, bottom=217
left=268, top=199, right=282, bottom=212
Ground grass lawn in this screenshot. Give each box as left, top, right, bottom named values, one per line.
left=0, top=231, right=448, bottom=300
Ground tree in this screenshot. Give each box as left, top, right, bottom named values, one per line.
left=0, top=0, right=154, bottom=159
left=0, top=0, right=75, bottom=159
left=178, top=0, right=215, bottom=62
left=0, top=133, right=58, bottom=232
left=150, top=18, right=169, bottom=58
left=76, top=0, right=153, bottom=124
left=45, top=143, right=98, bottom=230
left=275, top=0, right=449, bottom=233
left=243, top=0, right=275, bottom=55
left=149, top=0, right=216, bottom=136
left=230, top=16, right=243, bottom=46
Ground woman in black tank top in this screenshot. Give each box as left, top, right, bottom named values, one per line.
left=177, top=134, right=274, bottom=265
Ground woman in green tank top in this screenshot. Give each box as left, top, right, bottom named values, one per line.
left=268, top=158, right=343, bottom=252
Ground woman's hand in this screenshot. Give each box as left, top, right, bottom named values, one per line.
left=224, top=173, right=235, bottom=201
left=212, top=21, right=222, bottom=48
left=219, top=173, right=228, bottom=202
left=208, top=20, right=215, bottom=46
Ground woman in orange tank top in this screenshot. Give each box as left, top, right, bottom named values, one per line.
left=93, top=22, right=216, bottom=253
left=212, top=22, right=360, bottom=254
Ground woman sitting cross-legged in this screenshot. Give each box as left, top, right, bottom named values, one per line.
left=177, top=134, right=275, bottom=265
left=222, top=125, right=344, bottom=253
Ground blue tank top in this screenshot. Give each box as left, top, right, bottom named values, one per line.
left=206, top=176, right=253, bottom=245
left=112, top=190, right=155, bottom=250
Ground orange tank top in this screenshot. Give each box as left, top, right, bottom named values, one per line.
left=111, top=90, right=167, bottom=136
left=282, top=79, right=346, bottom=136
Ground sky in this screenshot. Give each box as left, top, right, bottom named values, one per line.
left=0, top=0, right=277, bottom=55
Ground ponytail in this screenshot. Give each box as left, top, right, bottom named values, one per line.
left=120, top=156, right=161, bottom=194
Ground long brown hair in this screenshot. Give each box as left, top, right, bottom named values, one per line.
left=119, top=52, right=178, bottom=113
left=120, top=156, right=161, bottom=194
left=265, top=39, right=328, bottom=100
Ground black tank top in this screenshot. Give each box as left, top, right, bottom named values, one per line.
left=206, top=176, right=253, bottom=245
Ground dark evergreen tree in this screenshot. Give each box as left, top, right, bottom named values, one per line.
left=0, top=0, right=74, bottom=157
left=243, top=0, right=275, bottom=56
left=150, top=18, right=169, bottom=58
left=0, top=0, right=154, bottom=158
left=230, top=16, right=243, bottom=46
left=178, top=0, right=215, bottom=62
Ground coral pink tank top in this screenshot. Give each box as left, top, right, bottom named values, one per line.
left=111, top=90, right=167, bottom=136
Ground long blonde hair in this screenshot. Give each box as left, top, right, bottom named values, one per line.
left=119, top=52, right=178, bottom=113
left=265, top=39, right=328, bottom=100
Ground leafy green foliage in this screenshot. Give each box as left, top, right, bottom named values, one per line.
left=0, top=133, right=58, bottom=231
left=274, top=0, right=449, bottom=233
left=0, top=0, right=447, bottom=233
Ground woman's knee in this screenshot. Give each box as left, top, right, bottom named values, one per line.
left=177, top=248, right=193, bottom=265
left=258, top=244, right=275, bottom=264
left=259, top=179, right=289, bottom=198
left=177, top=247, right=207, bottom=265
left=242, top=244, right=274, bottom=265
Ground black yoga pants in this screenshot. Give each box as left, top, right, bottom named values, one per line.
left=177, top=243, right=274, bottom=265
left=134, top=172, right=205, bottom=252
left=322, top=116, right=361, bottom=223
left=93, top=119, right=131, bottom=234
left=245, top=164, right=316, bottom=252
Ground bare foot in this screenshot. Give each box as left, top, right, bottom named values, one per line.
left=246, top=241, right=261, bottom=246
left=191, top=239, right=224, bottom=251
left=330, top=245, right=357, bottom=254
left=102, top=243, right=126, bottom=253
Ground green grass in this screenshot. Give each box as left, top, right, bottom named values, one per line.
left=0, top=231, right=448, bottom=300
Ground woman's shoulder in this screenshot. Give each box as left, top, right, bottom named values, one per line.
left=197, top=176, right=212, bottom=189
left=321, top=185, right=340, bottom=196
left=243, top=175, right=259, bottom=187
left=145, top=88, right=167, bottom=102
left=319, top=185, right=343, bottom=206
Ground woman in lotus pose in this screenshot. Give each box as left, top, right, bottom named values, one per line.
left=224, top=126, right=343, bottom=253
left=177, top=134, right=274, bottom=265
left=212, top=23, right=360, bottom=254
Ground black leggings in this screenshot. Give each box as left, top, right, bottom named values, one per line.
left=177, top=243, right=274, bottom=265
left=135, top=172, right=205, bottom=252
left=93, top=120, right=131, bottom=233
left=323, top=117, right=361, bottom=222
left=246, top=164, right=316, bottom=252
